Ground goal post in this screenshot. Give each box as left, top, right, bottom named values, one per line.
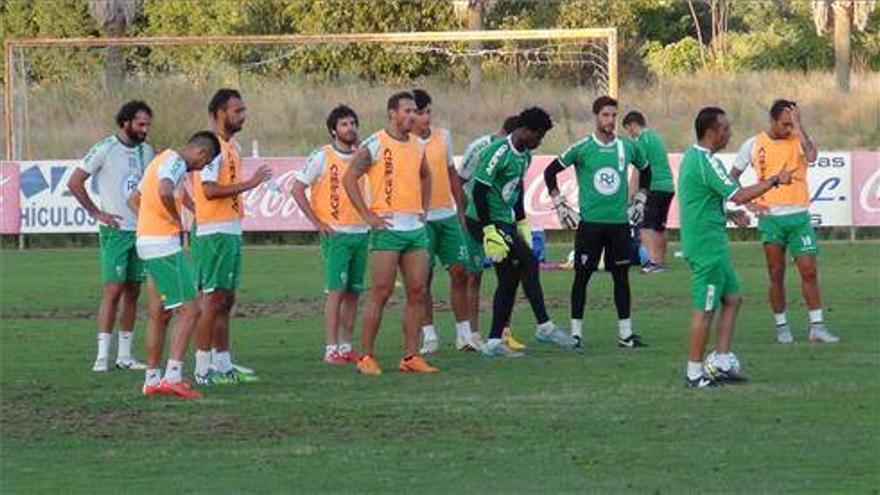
left=3, top=28, right=617, bottom=161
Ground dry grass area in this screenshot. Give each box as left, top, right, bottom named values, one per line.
left=4, top=71, right=878, bottom=160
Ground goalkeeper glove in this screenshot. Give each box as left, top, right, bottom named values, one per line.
left=482, top=225, right=510, bottom=262
left=628, top=190, right=647, bottom=226
left=552, top=194, right=579, bottom=229
left=517, top=220, right=533, bottom=249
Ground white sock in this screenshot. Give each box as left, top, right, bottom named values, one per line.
left=715, top=352, right=732, bottom=371
left=117, top=331, right=133, bottom=361
left=422, top=324, right=437, bottom=341
left=214, top=351, right=233, bottom=373
left=325, top=344, right=338, bottom=357
left=455, top=321, right=472, bottom=339
left=809, top=309, right=824, bottom=324
left=774, top=313, right=788, bottom=326
left=618, top=318, right=633, bottom=339
left=488, top=338, right=502, bottom=347
left=338, top=342, right=352, bottom=353
left=536, top=320, right=554, bottom=333
left=195, top=350, right=211, bottom=376
left=164, top=359, right=183, bottom=383
left=145, top=368, right=162, bottom=386
left=687, top=361, right=704, bottom=380
left=96, top=332, right=111, bottom=360
left=570, top=319, right=583, bottom=338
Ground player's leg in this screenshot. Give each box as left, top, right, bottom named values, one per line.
left=323, top=290, right=345, bottom=363
left=114, top=280, right=144, bottom=369
left=463, top=220, right=486, bottom=338
left=338, top=291, right=360, bottom=360
left=758, top=214, right=794, bottom=343
left=483, top=249, right=523, bottom=357
left=710, top=261, right=746, bottom=382
left=398, top=245, right=437, bottom=372
left=93, top=226, right=129, bottom=371
left=785, top=213, right=839, bottom=343
left=94, top=283, right=124, bottom=372
left=570, top=222, right=601, bottom=345
left=194, top=290, right=224, bottom=382
left=608, top=224, right=645, bottom=348
left=419, top=221, right=440, bottom=352
left=685, top=258, right=725, bottom=388
left=158, top=252, right=201, bottom=398
left=357, top=238, right=400, bottom=374
left=437, top=217, right=478, bottom=351
left=339, top=233, right=368, bottom=361
left=143, top=277, right=171, bottom=394
left=686, top=309, right=716, bottom=388
left=320, top=233, right=349, bottom=363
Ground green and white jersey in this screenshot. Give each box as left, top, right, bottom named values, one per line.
left=677, top=144, right=741, bottom=262
left=458, top=133, right=502, bottom=201
left=465, top=135, right=531, bottom=225
left=557, top=133, right=646, bottom=224
left=636, top=128, right=674, bottom=193
left=80, top=135, right=154, bottom=231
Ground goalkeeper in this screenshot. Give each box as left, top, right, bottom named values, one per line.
left=544, top=96, right=650, bottom=349
left=464, top=107, right=572, bottom=358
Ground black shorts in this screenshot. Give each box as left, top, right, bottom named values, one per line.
left=466, top=218, right=534, bottom=267
left=643, top=191, right=675, bottom=232
left=574, top=222, right=634, bottom=271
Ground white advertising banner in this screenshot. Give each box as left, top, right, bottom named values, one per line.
left=18, top=160, right=100, bottom=234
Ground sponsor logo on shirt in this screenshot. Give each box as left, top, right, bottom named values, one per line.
left=593, top=167, right=621, bottom=196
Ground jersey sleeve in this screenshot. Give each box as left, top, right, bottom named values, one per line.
left=703, top=155, right=740, bottom=200
left=732, top=136, right=757, bottom=172
left=474, top=143, right=509, bottom=186
left=79, top=139, right=111, bottom=174
left=628, top=138, right=648, bottom=170
left=157, top=156, right=188, bottom=188
left=557, top=141, right=582, bottom=168
left=200, top=153, right=222, bottom=183
left=458, top=136, right=488, bottom=181
left=360, top=133, right=381, bottom=163
left=295, top=148, right=326, bottom=185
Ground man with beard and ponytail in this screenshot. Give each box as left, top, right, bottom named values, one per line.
left=191, top=88, right=271, bottom=386
left=69, top=100, right=155, bottom=373
left=293, top=105, right=368, bottom=364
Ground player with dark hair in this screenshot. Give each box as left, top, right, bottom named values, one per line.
left=293, top=104, right=368, bottom=364
left=342, top=91, right=438, bottom=375
left=544, top=96, right=649, bottom=349
left=68, top=100, right=155, bottom=372
left=457, top=115, right=525, bottom=350
left=622, top=110, right=675, bottom=273
left=191, top=89, right=271, bottom=385
left=679, top=107, right=792, bottom=387
left=730, top=99, right=839, bottom=344
left=409, top=89, right=481, bottom=354
left=130, top=131, right=222, bottom=398
left=466, top=106, right=571, bottom=358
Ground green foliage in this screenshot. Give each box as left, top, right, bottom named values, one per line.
left=643, top=37, right=704, bottom=76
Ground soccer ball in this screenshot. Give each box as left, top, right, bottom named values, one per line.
left=703, top=351, right=741, bottom=377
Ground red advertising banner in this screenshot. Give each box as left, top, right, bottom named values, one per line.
left=851, top=152, right=880, bottom=226
left=0, top=162, right=21, bottom=234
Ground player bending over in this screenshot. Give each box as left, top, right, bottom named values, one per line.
left=293, top=105, right=368, bottom=364
left=679, top=107, right=792, bottom=388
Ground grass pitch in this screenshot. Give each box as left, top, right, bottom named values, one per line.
left=1, top=242, right=878, bottom=493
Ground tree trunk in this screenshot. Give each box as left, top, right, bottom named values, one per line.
left=467, top=2, right=483, bottom=92
left=833, top=1, right=851, bottom=93
left=105, top=19, right=126, bottom=94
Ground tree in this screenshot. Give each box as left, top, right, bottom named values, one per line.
left=811, top=0, right=877, bottom=92
left=89, top=0, right=143, bottom=93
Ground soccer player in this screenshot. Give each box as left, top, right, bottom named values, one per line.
left=466, top=107, right=571, bottom=358
left=68, top=100, right=155, bottom=372
left=458, top=115, right=528, bottom=351
left=730, top=100, right=840, bottom=344
left=130, top=131, right=221, bottom=398
left=342, top=91, right=438, bottom=375
left=678, top=107, right=792, bottom=388
left=544, top=96, right=649, bottom=349
left=191, top=89, right=271, bottom=385
left=292, top=104, right=367, bottom=364
left=410, top=89, right=481, bottom=354
left=622, top=111, right=675, bottom=273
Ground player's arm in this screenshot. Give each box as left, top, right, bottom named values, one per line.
left=708, top=156, right=792, bottom=206
left=543, top=156, right=578, bottom=229
left=292, top=181, right=331, bottom=233
left=342, top=146, right=390, bottom=229
left=127, top=190, right=141, bottom=214
left=419, top=154, right=432, bottom=220
left=68, top=147, right=122, bottom=227
left=543, top=158, right=565, bottom=197
left=180, top=187, right=195, bottom=214
left=202, top=162, right=271, bottom=200
left=790, top=104, right=817, bottom=163
left=158, top=178, right=183, bottom=230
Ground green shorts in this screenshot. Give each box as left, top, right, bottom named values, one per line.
left=321, top=232, right=369, bottom=293
left=758, top=211, right=819, bottom=257
left=192, top=233, right=242, bottom=292
left=687, top=256, right=741, bottom=312
left=463, top=227, right=486, bottom=274
left=99, top=225, right=146, bottom=284
left=145, top=251, right=197, bottom=310
left=369, top=227, right=429, bottom=253
left=426, top=215, right=469, bottom=269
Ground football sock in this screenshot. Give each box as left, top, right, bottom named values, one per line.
left=96, top=332, right=111, bottom=361
left=571, top=319, right=583, bottom=339
left=214, top=351, right=233, bottom=373
left=421, top=324, right=438, bottom=341
left=774, top=312, right=788, bottom=326
left=537, top=320, right=555, bottom=334
left=117, top=331, right=133, bottom=361
left=145, top=368, right=161, bottom=386
left=809, top=309, right=824, bottom=324
left=195, top=350, right=211, bottom=376
left=455, top=321, right=472, bottom=340
left=164, top=360, right=183, bottom=383
left=618, top=318, right=633, bottom=340
left=686, top=361, right=703, bottom=380
left=324, top=344, right=337, bottom=357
